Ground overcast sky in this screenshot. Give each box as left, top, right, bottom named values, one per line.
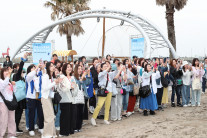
left=0, top=0, right=207, bottom=58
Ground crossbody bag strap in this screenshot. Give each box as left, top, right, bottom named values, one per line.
left=0, top=91, right=6, bottom=100
left=104, top=73, right=109, bottom=90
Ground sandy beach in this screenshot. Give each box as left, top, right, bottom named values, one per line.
left=16, top=90, right=207, bottom=138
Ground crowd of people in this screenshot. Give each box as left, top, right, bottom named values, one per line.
left=0, top=53, right=207, bottom=138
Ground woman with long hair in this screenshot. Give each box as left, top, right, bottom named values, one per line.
left=91, top=63, right=123, bottom=125
left=191, top=58, right=205, bottom=106
left=58, top=63, right=78, bottom=136
left=169, top=59, right=183, bottom=107
left=41, top=62, right=62, bottom=138
left=0, top=67, right=16, bottom=138
left=140, top=64, right=159, bottom=116
left=73, top=65, right=91, bottom=131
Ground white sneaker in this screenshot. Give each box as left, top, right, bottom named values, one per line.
left=111, top=118, right=117, bottom=121
left=118, top=118, right=122, bottom=121
left=91, top=118, right=97, bottom=126
left=38, top=129, right=43, bottom=134
left=198, top=104, right=201, bottom=107
left=89, top=106, right=94, bottom=114
left=192, top=105, right=196, bottom=107
left=26, top=127, right=29, bottom=131
left=29, top=131, right=35, bottom=136
left=9, top=137, right=17, bottom=138
left=183, top=105, right=187, bottom=107
left=187, top=104, right=191, bottom=107
left=55, top=127, right=60, bottom=131
left=35, top=124, right=38, bottom=129
left=127, top=112, right=132, bottom=117
left=104, top=120, right=110, bottom=125
left=132, top=111, right=135, bottom=114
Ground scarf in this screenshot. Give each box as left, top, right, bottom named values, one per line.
left=37, top=71, right=42, bottom=99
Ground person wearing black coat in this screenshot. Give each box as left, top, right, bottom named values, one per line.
left=3, top=56, right=13, bottom=68
left=170, top=59, right=183, bottom=107
left=13, top=55, right=27, bottom=133
left=89, top=58, right=99, bottom=113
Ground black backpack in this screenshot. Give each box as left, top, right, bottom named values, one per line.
left=161, top=74, right=168, bottom=88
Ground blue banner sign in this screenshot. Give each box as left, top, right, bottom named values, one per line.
left=131, top=38, right=144, bottom=58
left=32, top=43, right=52, bottom=64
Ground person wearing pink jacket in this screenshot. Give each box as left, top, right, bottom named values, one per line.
left=191, top=58, right=205, bottom=107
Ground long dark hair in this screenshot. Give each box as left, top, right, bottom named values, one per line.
left=144, top=64, right=151, bottom=73
left=100, top=63, right=106, bottom=72
left=46, top=62, right=55, bottom=79
left=192, top=58, right=199, bottom=67
left=27, top=64, right=35, bottom=75
left=0, top=68, right=9, bottom=80
left=74, top=65, right=81, bottom=80
left=62, top=63, right=73, bottom=76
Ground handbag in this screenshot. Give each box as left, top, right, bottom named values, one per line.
left=53, top=88, right=62, bottom=104
left=133, top=75, right=139, bottom=95
left=176, top=79, right=183, bottom=86
left=133, top=84, right=139, bottom=95
left=0, top=91, right=18, bottom=111
left=97, top=74, right=109, bottom=97
left=192, top=77, right=201, bottom=90
left=74, top=85, right=85, bottom=104
left=121, top=88, right=126, bottom=95
left=139, top=85, right=151, bottom=98
left=14, top=80, right=26, bottom=102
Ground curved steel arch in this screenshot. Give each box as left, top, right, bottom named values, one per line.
left=12, top=9, right=178, bottom=60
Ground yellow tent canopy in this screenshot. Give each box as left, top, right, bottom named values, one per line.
left=53, top=50, right=77, bottom=57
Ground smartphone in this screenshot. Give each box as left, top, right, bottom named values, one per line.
left=56, top=74, right=60, bottom=78
left=154, top=63, right=158, bottom=68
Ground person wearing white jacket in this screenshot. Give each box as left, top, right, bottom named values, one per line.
left=182, top=61, right=193, bottom=107
left=41, top=62, right=62, bottom=138
left=0, top=67, right=16, bottom=138
left=57, top=63, right=78, bottom=137
left=140, top=64, right=159, bottom=116
left=26, top=64, right=44, bottom=136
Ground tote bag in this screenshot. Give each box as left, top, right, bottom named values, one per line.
left=14, top=80, right=26, bottom=102
left=192, top=77, right=201, bottom=90
left=74, top=85, right=85, bottom=104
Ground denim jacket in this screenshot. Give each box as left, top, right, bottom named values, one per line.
left=75, top=75, right=91, bottom=99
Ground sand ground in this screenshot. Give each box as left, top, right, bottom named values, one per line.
left=14, top=90, right=207, bottom=138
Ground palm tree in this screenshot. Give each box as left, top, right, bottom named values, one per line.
left=156, top=0, right=188, bottom=57
left=44, top=0, right=90, bottom=50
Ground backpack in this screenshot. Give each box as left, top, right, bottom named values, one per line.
left=161, top=74, right=168, bottom=88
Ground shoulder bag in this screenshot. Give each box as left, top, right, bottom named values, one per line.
left=0, top=91, right=18, bottom=111
left=97, top=74, right=109, bottom=97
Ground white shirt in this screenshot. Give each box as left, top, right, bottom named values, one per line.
left=142, top=71, right=160, bottom=94
left=182, top=70, right=192, bottom=86
left=41, top=74, right=56, bottom=99
left=98, top=70, right=117, bottom=92
left=0, top=77, right=13, bottom=102
left=26, top=71, right=39, bottom=99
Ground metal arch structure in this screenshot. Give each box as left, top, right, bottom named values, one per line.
left=12, top=9, right=178, bottom=60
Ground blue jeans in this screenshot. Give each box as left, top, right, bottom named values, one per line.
left=25, top=107, right=37, bottom=128
left=171, top=85, right=181, bottom=104
left=54, top=104, right=61, bottom=127
left=202, top=77, right=206, bottom=93
left=191, top=89, right=202, bottom=105
left=122, top=92, right=129, bottom=111
left=182, top=85, right=190, bottom=105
